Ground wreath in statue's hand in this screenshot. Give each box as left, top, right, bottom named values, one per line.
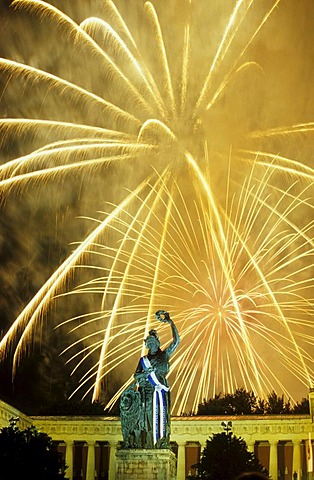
left=155, top=310, right=170, bottom=323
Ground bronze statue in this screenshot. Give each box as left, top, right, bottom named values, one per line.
left=120, top=310, right=180, bottom=449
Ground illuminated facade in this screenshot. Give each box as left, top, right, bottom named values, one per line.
left=1, top=391, right=313, bottom=480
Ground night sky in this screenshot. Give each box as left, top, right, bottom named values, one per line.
left=0, top=0, right=313, bottom=414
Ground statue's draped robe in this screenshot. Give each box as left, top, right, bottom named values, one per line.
left=135, top=349, right=171, bottom=448
left=120, top=348, right=171, bottom=449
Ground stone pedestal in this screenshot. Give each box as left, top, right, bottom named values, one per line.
left=116, top=449, right=177, bottom=480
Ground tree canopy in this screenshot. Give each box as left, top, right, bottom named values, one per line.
left=192, top=429, right=269, bottom=480
left=197, top=389, right=309, bottom=415
left=0, top=418, right=67, bottom=480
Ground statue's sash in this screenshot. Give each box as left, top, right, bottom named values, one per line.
left=140, top=356, right=169, bottom=445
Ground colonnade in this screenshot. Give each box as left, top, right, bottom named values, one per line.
left=60, top=437, right=310, bottom=480
left=63, top=439, right=117, bottom=480
left=174, top=440, right=288, bottom=480
left=1, top=397, right=313, bottom=480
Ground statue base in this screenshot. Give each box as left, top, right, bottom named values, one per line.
left=116, top=448, right=177, bottom=480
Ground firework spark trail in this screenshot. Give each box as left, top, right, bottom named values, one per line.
left=69, top=324, right=146, bottom=401
left=0, top=58, right=141, bottom=128
left=144, top=2, right=177, bottom=121
left=12, top=0, right=158, bottom=117
left=0, top=0, right=313, bottom=412
left=0, top=179, right=149, bottom=367
left=203, top=0, right=282, bottom=112
left=245, top=151, right=314, bottom=181
left=92, top=173, right=170, bottom=401
left=185, top=152, right=265, bottom=393
left=180, top=22, right=190, bottom=115
left=223, top=172, right=313, bottom=386
left=80, top=17, right=166, bottom=118
left=0, top=143, right=153, bottom=181
left=142, top=197, right=174, bottom=341
left=248, top=123, right=314, bottom=138
left=0, top=119, right=128, bottom=144
left=73, top=160, right=312, bottom=408
left=195, top=0, right=254, bottom=116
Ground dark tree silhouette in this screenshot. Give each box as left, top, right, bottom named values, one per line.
left=38, top=398, right=119, bottom=416
left=197, top=389, right=309, bottom=415
left=265, top=391, right=291, bottom=414
left=197, top=389, right=261, bottom=415
left=292, top=398, right=310, bottom=414
left=0, top=418, right=67, bottom=480
left=193, top=429, right=268, bottom=480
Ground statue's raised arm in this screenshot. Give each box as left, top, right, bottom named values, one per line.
left=155, top=310, right=180, bottom=357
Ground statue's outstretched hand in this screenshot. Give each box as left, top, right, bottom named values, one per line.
left=155, top=310, right=171, bottom=323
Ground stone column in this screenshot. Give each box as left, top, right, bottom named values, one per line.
left=86, top=440, right=96, bottom=480
left=65, top=440, right=74, bottom=480
left=108, top=441, right=117, bottom=480
left=247, top=441, right=255, bottom=453
left=292, top=440, right=301, bottom=480
left=177, top=442, right=186, bottom=480
left=309, top=389, right=314, bottom=423
left=270, top=440, right=278, bottom=480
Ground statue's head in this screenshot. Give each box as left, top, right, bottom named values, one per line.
left=145, top=329, right=160, bottom=353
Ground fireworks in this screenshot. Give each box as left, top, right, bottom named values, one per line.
left=0, top=0, right=313, bottom=414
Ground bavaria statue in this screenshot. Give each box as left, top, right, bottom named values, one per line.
left=120, top=310, right=180, bottom=449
